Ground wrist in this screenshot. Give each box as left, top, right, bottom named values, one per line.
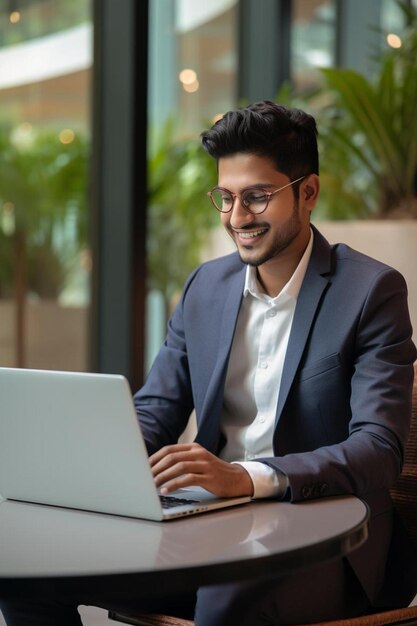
left=234, top=463, right=254, bottom=497
left=234, top=461, right=288, bottom=498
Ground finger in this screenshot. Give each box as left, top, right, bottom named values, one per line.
left=149, top=443, right=196, bottom=467
left=153, top=460, right=209, bottom=487
left=158, top=473, right=206, bottom=495
left=151, top=447, right=208, bottom=476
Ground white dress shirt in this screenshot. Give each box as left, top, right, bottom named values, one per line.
left=219, top=231, right=314, bottom=498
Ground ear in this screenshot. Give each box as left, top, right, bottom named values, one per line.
left=302, top=175, right=320, bottom=208
left=305, top=186, right=314, bottom=199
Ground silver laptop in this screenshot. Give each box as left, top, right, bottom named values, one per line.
left=0, top=367, right=251, bottom=520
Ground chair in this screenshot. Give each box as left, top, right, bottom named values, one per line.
left=109, top=364, right=417, bottom=626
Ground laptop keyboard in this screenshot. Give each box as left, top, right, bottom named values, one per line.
left=160, top=495, right=200, bottom=509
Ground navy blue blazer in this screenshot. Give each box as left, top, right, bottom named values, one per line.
left=135, top=225, right=417, bottom=607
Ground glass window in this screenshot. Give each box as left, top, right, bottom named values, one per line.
left=381, top=0, right=410, bottom=44
left=146, top=0, right=238, bottom=369
left=0, top=0, right=92, bottom=371
left=175, top=0, right=237, bottom=136
left=291, top=0, right=337, bottom=93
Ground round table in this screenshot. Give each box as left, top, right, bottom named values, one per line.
left=0, top=495, right=368, bottom=600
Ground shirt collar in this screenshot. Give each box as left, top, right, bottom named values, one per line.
left=243, top=228, right=314, bottom=302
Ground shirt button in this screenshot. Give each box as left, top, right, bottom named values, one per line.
left=259, top=417, right=266, bottom=423
left=267, top=309, right=277, bottom=318
left=259, top=362, right=268, bottom=369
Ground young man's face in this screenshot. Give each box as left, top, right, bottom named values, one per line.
left=217, top=152, right=317, bottom=268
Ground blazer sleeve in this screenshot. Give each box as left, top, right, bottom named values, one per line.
left=258, top=267, right=416, bottom=502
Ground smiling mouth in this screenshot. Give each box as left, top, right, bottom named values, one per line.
left=233, top=227, right=268, bottom=240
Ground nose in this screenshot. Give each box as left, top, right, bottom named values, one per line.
left=228, top=196, right=256, bottom=228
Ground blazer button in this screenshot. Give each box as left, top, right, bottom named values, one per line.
left=301, top=485, right=312, bottom=499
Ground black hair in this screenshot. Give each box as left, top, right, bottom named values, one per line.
left=201, top=100, right=319, bottom=179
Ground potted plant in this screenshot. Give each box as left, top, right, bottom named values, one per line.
left=311, top=1, right=417, bottom=219
left=0, top=127, right=88, bottom=366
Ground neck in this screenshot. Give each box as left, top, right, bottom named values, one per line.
left=256, top=233, right=310, bottom=297
left=256, top=260, right=298, bottom=298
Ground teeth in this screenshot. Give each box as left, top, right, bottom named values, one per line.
left=238, top=229, right=266, bottom=239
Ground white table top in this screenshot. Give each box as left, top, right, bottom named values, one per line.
left=0, top=495, right=368, bottom=599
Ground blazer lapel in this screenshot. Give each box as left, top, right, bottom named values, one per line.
left=195, top=265, right=245, bottom=452
left=275, top=228, right=332, bottom=425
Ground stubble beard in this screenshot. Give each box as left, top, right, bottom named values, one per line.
left=232, top=198, right=302, bottom=267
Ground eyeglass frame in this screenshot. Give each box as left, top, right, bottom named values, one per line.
left=207, top=175, right=306, bottom=215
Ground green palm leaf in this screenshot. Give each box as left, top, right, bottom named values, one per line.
left=321, top=68, right=405, bottom=198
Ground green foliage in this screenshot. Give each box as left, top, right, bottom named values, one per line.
left=275, top=1, right=417, bottom=220
left=147, top=120, right=218, bottom=304
left=314, top=1, right=417, bottom=219
left=0, top=127, right=88, bottom=297
left=0, top=117, right=217, bottom=305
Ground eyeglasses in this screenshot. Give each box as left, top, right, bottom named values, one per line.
left=207, top=176, right=306, bottom=215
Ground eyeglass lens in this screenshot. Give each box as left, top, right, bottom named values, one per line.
left=211, top=188, right=270, bottom=214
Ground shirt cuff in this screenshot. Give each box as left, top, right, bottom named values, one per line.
left=234, top=461, right=289, bottom=499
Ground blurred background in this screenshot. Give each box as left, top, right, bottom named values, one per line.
left=0, top=0, right=416, bottom=392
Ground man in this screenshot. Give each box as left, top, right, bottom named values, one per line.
left=1, top=101, right=416, bottom=625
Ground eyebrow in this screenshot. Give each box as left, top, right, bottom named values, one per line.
left=219, top=183, right=277, bottom=193
left=245, top=183, right=276, bottom=190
